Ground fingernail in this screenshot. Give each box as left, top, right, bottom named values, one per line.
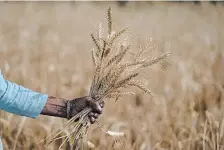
left=100, top=103, right=104, bottom=107
left=90, top=117, right=95, bottom=124
left=97, top=106, right=102, bottom=114
left=88, top=112, right=94, bottom=117
left=94, top=113, right=99, bottom=118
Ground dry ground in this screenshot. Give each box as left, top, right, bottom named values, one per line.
left=0, top=1, right=224, bottom=150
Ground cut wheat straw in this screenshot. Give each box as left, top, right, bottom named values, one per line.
left=43, top=7, right=171, bottom=149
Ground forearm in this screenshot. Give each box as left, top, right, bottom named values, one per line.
left=40, top=96, right=68, bottom=118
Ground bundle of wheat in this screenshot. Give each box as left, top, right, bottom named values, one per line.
left=42, top=7, right=171, bottom=150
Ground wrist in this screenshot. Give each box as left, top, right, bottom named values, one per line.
left=40, top=96, right=68, bottom=118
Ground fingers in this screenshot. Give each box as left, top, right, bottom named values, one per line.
left=86, top=97, right=105, bottom=124
left=89, top=116, right=96, bottom=124
left=88, top=112, right=100, bottom=124
left=99, top=101, right=105, bottom=108
left=89, top=112, right=99, bottom=118
left=87, top=99, right=105, bottom=114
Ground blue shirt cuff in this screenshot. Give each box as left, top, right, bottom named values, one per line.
left=28, top=94, right=48, bottom=118
left=0, top=80, right=48, bottom=119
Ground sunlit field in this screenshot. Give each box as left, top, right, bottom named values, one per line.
left=0, top=2, right=224, bottom=150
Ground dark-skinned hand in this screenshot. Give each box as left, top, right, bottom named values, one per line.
left=67, top=96, right=104, bottom=124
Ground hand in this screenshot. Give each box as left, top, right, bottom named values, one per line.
left=67, top=96, right=104, bottom=124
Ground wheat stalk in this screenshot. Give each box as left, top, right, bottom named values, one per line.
left=43, top=7, right=171, bottom=149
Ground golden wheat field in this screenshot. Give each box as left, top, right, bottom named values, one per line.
left=0, top=1, right=224, bottom=150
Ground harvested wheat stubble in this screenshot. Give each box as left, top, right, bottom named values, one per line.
left=42, top=7, right=171, bottom=150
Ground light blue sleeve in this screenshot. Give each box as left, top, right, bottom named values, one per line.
left=0, top=138, right=2, bottom=150
left=0, top=70, right=48, bottom=118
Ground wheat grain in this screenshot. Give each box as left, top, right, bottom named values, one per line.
left=106, top=130, right=125, bottom=137
left=101, top=40, right=107, bottom=60
left=141, top=52, right=171, bottom=68
left=127, top=81, right=154, bottom=97
left=91, top=33, right=101, bottom=56
left=91, top=48, right=97, bottom=68
left=105, top=44, right=131, bottom=67
left=108, top=27, right=128, bottom=45
left=97, top=23, right=102, bottom=41
left=107, top=7, right=112, bottom=35
left=115, top=73, right=139, bottom=88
